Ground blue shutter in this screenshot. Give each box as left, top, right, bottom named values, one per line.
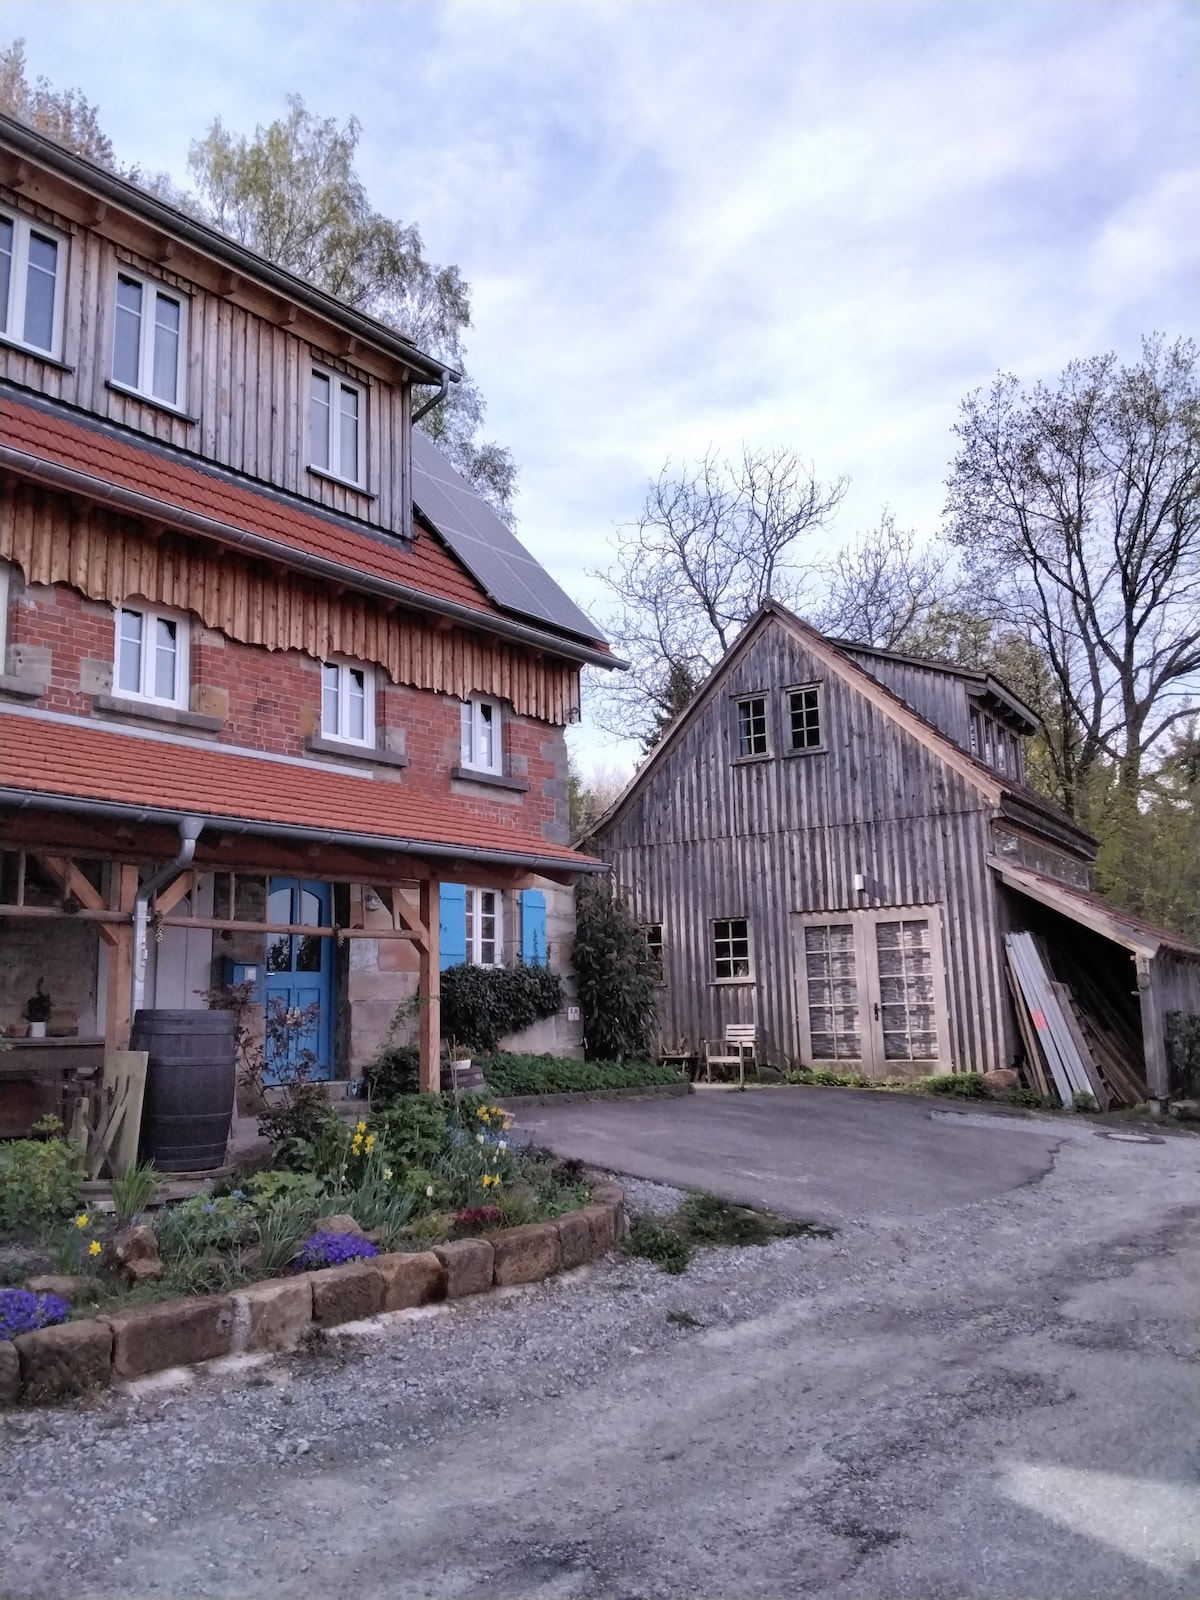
left=520, top=889, right=547, bottom=966
left=439, top=883, right=467, bottom=969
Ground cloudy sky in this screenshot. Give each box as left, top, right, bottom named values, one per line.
left=5, top=0, right=1198, bottom=769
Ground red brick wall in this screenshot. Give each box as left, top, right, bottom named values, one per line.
left=6, top=579, right=567, bottom=837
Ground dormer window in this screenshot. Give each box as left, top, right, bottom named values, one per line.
left=310, top=367, right=364, bottom=486
left=0, top=209, right=66, bottom=358
left=111, top=270, right=188, bottom=407
left=969, top=705, right=1023, bottom=780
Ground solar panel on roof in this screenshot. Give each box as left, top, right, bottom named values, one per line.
left=411, top=427, right=604, bottom=645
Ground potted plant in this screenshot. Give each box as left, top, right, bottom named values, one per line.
left=25, top=981, right=51, bottom=1039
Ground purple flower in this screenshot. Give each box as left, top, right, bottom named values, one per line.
left=0, top=1288, right=70, bottom=1341
left=292, top=1232, right=379, bottom=1270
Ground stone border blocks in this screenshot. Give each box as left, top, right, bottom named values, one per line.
left=3, top=1183, right=624, bottom=1406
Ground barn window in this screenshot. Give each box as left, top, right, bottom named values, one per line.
left=735, top=696, right=769, bottom=758
left=712, top=918, right=752, bottom=981
left=643, top=923, right=664, bottom=982
left=788, top=685, right=822, bottom=751
left=460, top=696, right=503, bottom=774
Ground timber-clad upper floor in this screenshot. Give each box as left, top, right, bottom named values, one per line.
left=0, top=112, right=449, bottom=542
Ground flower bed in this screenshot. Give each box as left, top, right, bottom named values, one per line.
left=0, top=1095, right=595, bottom=1341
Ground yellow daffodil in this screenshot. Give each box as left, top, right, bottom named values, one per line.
left=364, top=1134, right=375, bottom=1154
left=74, top=1212, right=89, bottom=1229
left=88, top=1240, right=102, bottom=1257
left=356, top=1120, right=367, bottom=1133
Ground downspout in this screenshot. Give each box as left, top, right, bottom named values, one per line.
left=131, top=816, right=205, bottom=1018
left=411, top=368, right=453, bottom=424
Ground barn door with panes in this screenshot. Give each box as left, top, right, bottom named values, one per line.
left=796, top=909, right=951, bottom=1075
left=868, top=916, right=946, bottom=1068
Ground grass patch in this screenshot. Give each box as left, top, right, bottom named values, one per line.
left=624, top=1191, right=835, bottom=1274
left=666, top=1308, right=701, bottom=1329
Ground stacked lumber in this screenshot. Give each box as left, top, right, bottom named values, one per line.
left=1004, top=933, right=1146, bottom=1108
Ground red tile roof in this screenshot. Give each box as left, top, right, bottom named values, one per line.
left=0, top=395, right=497, bottom=617
left=0, top=713, right=591, bottom=871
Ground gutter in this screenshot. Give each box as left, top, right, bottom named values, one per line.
left=0, top=789, right=607, bottom=877
left=0, top=115, right=450, bottom=387
left=0, top=444, right=622, bottom=671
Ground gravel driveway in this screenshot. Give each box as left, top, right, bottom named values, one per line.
left=2, top=1107, right=1198, bottom=1600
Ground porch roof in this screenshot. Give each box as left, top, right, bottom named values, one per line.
left=0, top=709, right=598, bottom=877
left=989, top=857, right=1200, bottom=960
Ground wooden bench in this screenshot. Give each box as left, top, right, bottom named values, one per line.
left=702, top=1024, right=759, bottom=1085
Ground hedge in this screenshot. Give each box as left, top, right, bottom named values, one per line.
left=473, top=1053, right=684, bottom=1097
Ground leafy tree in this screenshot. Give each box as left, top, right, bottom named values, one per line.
left=186, top=97, right=516, bottom=521
left=945, top=336, right=1200, bottom=826
left=0, top=39, right=115, bottom=166
left=567, top=754, right=630, bottom=839
left=573, top=879, right=659, bottom=1060
left=592, top=446, right=846, bottom=747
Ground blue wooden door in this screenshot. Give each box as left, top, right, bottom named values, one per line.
left=264, top=879, right=334, bottom=1082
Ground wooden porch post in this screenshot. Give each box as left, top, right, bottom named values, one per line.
left=106, top=864, right=139, bottom=1050
left=1136, top=953, right=1170, bottom=1111
left=418, top=878, right=441, bottom=1094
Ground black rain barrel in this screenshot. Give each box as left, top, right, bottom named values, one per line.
left=132, top=1009, right=237, bottom=1173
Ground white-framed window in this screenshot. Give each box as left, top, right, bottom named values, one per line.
left=788, top=684, right=822, bottom=751
left=644, top=922, right=665, bottom=983
left=460, top=696, right=502, bottom=774
left=735, top=694, right=769, bottom=758
left=321, top=660, right=375, bottom=746
left=309, top=366, right=364, bottom=485
left=0, top=208, right=67, bottom=358
left=114, top=604, right=189, bottom=707
left=712, top=917, right=752, bottom=981
left=111, top=268, right=188, bottom=407
left=465, top=886, right=503, bottom=966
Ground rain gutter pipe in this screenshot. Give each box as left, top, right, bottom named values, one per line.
left=131, top=816, right=205, bottom=1017
left=411, top=370, right=452, bottom=423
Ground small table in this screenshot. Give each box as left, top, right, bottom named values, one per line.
left=658, top=1051, right=698, bottom=1081
left=0, top=1038, right=104, bottom=1138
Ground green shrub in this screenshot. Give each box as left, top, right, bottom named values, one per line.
left=364, top=1044, right=420, bottom=1101
left=370, top=1097, right=450, bottom=1168
left=0, top=1134, right=83, bottom=1234
left=675, top=1193, right=772, bottom=1247
left=440, top=963, right=564, bottom=1053
left=475, top=1052, right=682, bottom=1097
left=1009, top=1086, right=1049, bottom=1109
left=110, top=1161, right=159, bottom=1224
left=922, top=1072, right=988, bottom=1099
left=624, top=1215, right=692, bottom=1274
left=573, top=879, right=659, bottom=1060
left=1072, top=1090, right=1099, bottom=1113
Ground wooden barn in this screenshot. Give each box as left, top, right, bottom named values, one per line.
left=584, top=601, right=1200, bottom=1107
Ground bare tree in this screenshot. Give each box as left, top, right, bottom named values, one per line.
left=0, top=40, right=115, bottom=166
left=946, top=335, right=1200, bottom=821
left=592, top=446, right=846, bottom=747
left=815, top=509, right=959, bottom=650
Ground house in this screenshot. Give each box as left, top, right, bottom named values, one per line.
left=0, top=111, right=615, bottom=1100
left=584, top=600, right=1200, bottom=1104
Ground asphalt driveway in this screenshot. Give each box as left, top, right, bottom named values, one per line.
left=513, top=1084, right=1065, bottom=1223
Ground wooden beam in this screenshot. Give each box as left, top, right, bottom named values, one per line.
left=157, top=915, right=416, bottom=938
left=418, top=879, right=440, bottom=1093
left=83, top=197, right=108, bottom=227
left=35, top=854, right=122, bottom=949
left=381, top=885, right=428, bottom=953
left=106, top=865, right=138, bottom=1049
left=151, top=870, right=197, bottom=917
left=216, top=269, right=239, bottom=297
left=155, top=238, right=176, bottom=265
